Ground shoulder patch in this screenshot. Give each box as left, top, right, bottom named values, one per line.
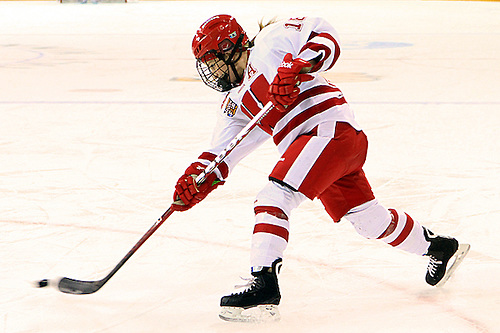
left=223, top=97, right=238, bottom=117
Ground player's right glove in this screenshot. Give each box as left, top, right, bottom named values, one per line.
left=171, top=157, right=226, bottom=212
left=267, top=53, right=314, bottom=112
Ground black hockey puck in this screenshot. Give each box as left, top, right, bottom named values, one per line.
left=37, top=279, right=49, bottom=288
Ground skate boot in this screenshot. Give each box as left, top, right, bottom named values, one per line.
left=219, top=258, right=282, bottom=323
left=423, top=227, right=470, bottom=287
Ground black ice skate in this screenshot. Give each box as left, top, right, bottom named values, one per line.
left=219, top=258, right=282, bottom=323
left=423, top=227, right=470, bottom=287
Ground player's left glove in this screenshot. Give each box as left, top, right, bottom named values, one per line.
left=172, top=161, right=225, bottom=212
left=267, top=53, right=314, bottom=112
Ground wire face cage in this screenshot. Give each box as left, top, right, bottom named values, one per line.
left=195, top=55, right=234, bottom=92
left=195, top=38, right=246, bottom=93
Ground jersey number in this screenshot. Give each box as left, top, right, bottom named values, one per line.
left=284, top=17, right=305, bottom=31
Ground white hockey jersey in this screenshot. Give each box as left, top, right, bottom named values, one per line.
left=205, top=17, right=361, bottom=178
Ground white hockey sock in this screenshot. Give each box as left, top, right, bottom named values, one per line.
left=377, top=209, right=430, bottom=255
left=251, top=206, right=289, bottom=270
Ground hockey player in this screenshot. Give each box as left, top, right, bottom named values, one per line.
left=172, top=15, right=470, bottom=322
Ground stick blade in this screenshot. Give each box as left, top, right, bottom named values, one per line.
left=57, top=277, right=105, bottom=295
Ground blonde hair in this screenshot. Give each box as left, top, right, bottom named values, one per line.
left=248, top=17, right=278, bottom=47
left=258, top=16, right=278, bottom=31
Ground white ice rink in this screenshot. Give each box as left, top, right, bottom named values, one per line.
left=1, top=0, right=499, bottom=332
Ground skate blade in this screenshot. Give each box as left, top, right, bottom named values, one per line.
left=219, top=305, right=280, bottom=323
left=435, top=243, right=471, bottom=288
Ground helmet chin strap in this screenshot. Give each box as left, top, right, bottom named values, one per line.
left=197, top=33, right=247, bottom=92
left=229, top=62, right=242, bottom=85
left=221, top=33, right=245, bottom=87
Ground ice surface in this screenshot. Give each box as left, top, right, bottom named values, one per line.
left=0, top=1, right=499, bottom=332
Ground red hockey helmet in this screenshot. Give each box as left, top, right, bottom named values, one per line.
left=192, top=14, right=249, bottom=60
left=192, top=15, right=249, bottom=92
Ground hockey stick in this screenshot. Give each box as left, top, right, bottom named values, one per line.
left=43, top=208, right=176, bottom=294
left=37, top=101, right=275, bottom=295
left=193, top=101, right=274, bottom=185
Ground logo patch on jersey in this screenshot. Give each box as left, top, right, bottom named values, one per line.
left=223, top=98, right=238, bottom=117
left=247, top=63, right=258, bottom=81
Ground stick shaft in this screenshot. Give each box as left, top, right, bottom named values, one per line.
left=195, top=101, right=274, bottom=184
left=57, top=208, right=175, bottom=294
left=102, top=208, right=175, bottom=281
left=55, top=102, right=274, bottom=294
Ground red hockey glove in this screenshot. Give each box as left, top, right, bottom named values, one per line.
left=267, top=53, right=314, bottom=112
left=172, top=162, right=225, bottom=212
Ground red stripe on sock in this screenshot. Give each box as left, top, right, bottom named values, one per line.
left=378, top=208, right=398, bottom=239
left=389, top=213, right=414, bottom=247
left=254, top=206, right=288, bottom=220
left=253, top=223, right=289, bottom=242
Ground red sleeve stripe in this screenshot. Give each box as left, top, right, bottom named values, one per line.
left=253, top=223, right=289, bottom=242
left=301, top=42, right=331, bottom=72
left=300, top=32, right=341, bottom=71
left=198, top=151, right=229, bottom=179
left=325, top=34, right=341, bottom=70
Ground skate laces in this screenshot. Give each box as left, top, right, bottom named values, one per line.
left=427, top=256, right=442, bottom=277
left=231, top=275, right=265, bottom=296
left=234, top=276, right=256, bottom=290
